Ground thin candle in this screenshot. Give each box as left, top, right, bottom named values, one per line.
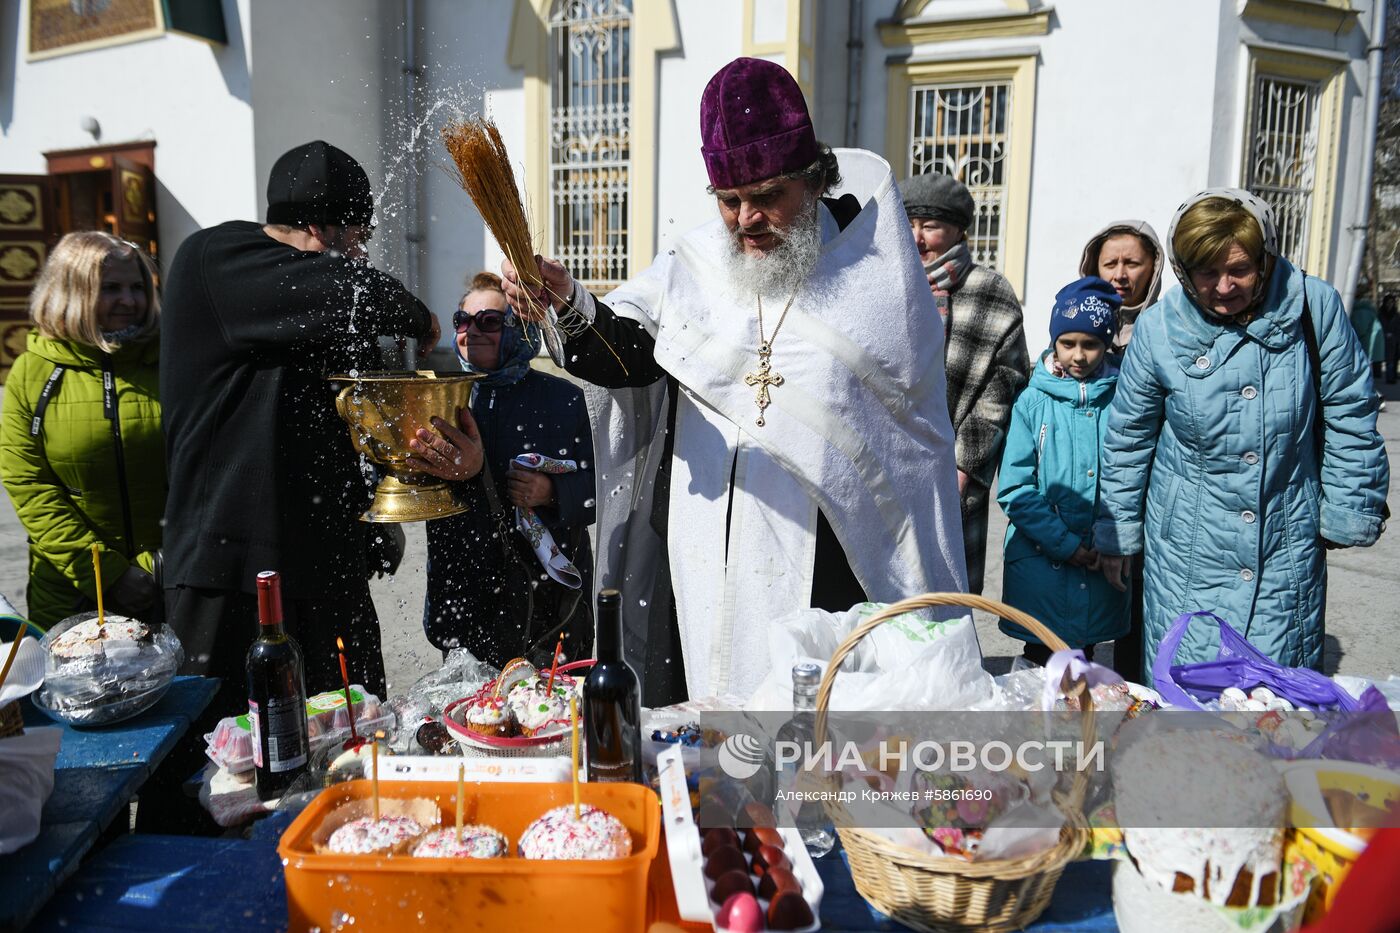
left=91, top=544, right=105, bottom=627
left=455, top=762, right=465, bottom=843
left=570, top=695, right=580, bottom=820
left=336, top=636, right=358, bottom=743
left=545, top=632, right=566, bottom=695
left=0, top=621, right=28, bottom=695
left=371, top=730, right=382, bottom=821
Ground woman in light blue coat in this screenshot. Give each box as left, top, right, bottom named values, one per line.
left=1094, top=189, right=1388, bottom=674
left=999, top=277, right=1131, bottom=660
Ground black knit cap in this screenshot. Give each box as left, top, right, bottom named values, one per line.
left=900, top=172, right=976, bottom=230
left=265, top=140, right=374, bottom=227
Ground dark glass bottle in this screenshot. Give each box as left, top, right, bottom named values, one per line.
left=583, top=589, right=642, bottom=783
left=246, top=571, right=310, bottom=800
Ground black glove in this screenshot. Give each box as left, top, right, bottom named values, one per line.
left=107, top=565, right=158, bottom=612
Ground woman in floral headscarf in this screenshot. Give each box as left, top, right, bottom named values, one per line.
left=422, top=273, right=595, bottom=669
left=1094, top=190, right=1388, bottom=674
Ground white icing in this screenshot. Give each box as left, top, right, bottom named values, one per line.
left=518, top=804, right=631, bottom=860
left=466, top=698, right=508, bottom=725
left=411, top=826, right=507, bottom=859
left=327, top=816, right=425, bottom=854
left=51, top=616, right=148, bottom=658
left=1113, top=731, right=1283, bottom=907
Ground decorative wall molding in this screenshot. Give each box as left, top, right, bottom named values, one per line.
left=1240, top=0, right=1359, bottom=35
left=881, top=1, right=1051, bottom=47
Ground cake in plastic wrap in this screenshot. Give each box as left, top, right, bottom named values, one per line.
left=34, top=611, right=183, bottom=725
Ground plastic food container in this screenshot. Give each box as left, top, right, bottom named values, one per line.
left=1282, top=759, right=1399, bottom=921
left=204, top=686, right=394, bottom=773
left=278, top=778, right=660, bottom=932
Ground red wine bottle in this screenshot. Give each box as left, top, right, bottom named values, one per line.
left=246, top=571, right=310, bottom=800
left=583, top=589, right=642, bottom=783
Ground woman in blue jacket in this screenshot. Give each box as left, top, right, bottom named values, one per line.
left=1094, top=189, right=1388, bottom=675
left=423, top=273, right=596, bottom=669
left=998, top=277, right=1129, bottom=663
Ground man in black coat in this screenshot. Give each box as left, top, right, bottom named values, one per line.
left=160, top=141, right=483, bottom=720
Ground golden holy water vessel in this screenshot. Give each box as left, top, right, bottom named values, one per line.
left=329, top=370, right=481, bottom=523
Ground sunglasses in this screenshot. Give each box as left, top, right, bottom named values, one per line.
left=453, top=309, right=506, bottom=334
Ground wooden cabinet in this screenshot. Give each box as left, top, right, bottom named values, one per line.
left=0, top=142, right=160, bottom=384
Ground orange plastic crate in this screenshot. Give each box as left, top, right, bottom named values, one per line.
left=278, top=779, right=660, bottom=932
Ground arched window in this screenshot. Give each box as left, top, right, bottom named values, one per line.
left=549, top=0, right=631, bottom=292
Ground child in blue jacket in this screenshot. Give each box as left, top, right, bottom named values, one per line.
left=998, top=277, right=1130, bottom=665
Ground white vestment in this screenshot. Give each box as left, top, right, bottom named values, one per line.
left=582, top=149, right=967, bottom=701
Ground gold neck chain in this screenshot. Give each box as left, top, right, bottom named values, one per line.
left=757, top=291, right=798, bottom=352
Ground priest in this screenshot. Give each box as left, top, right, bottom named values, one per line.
left=502, top=57, right=966, bottom=704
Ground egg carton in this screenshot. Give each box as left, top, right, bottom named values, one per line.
left=204, top=686, right=392, bottom=774
left=657, top=745, right=823, bottom=932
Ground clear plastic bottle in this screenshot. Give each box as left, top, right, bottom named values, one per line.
left=776, top=662, right=836, bottom=858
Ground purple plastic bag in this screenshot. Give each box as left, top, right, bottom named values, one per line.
left=1152, top=611, right=1363, bottom=712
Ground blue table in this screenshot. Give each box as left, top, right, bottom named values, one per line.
left=0, top=676, right=217, bottom=933
left=32, top=814, right=1115, bottom=933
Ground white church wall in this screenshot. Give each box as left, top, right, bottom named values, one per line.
left=411, top=0, right=521, bottom=335
left=0, top=0, right=258, bottom=264
left=1018, top=0, right=1225, bottom=338
left=654, top=0, right=747, bottom=258
left=246, top=0, right=392, bottom=265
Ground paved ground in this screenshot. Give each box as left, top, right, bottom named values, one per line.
left=2, top=378, right=1398, bottom=694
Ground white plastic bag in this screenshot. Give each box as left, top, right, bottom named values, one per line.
left=0, top=636, right=44, bottom=707
left=0, top=727, right=62, bottom=854
left=745, top=602, right=993, bottom=711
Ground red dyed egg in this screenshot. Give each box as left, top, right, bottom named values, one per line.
left=710, top=868, right=756, bottom=904
left=718, top=892, right=765, bottom=933
left=758, top=865, right=803, bottom=900
left=751, top=842, right=791, bottom=877
left=767, top=889, right=815, bottom=929
left=702, top=828, right=741, bottom=857
left=703, top=844, right=748, bottom=880
left=742, top=826, right=785, bottom=854
left=742, top=802, right=777, bottom=827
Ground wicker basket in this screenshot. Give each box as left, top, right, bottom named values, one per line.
left=812, top=593, right=1095, bottom=933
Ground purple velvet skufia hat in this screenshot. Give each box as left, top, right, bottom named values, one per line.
left=700, top=57, right=820, bottom=189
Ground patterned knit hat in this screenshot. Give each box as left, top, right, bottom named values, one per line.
left=700, top=58, right=820, bottom=189
left=1050, top=276, right=1122, bottom=344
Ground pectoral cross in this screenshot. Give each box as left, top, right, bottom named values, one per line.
left=744, top=341, right=784, bottom=427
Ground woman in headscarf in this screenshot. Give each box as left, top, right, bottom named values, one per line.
left=1079, top=220, right=1164, bottom=354
left=1094, top=190, right=1388, bottom=674
left=422, top=273, right=595, bottom=669
left=902, top=173, right=1030, bottom=595
left=1077, top=220, right=1164, bottom=680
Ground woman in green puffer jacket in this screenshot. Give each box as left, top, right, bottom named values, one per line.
left=0, top=231, right=165, bottom=627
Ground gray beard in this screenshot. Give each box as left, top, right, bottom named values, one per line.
left=722, top=196, right=823, bottom=300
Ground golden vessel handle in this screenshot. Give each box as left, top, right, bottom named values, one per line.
left=334, top=384, right=354, bottom=421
